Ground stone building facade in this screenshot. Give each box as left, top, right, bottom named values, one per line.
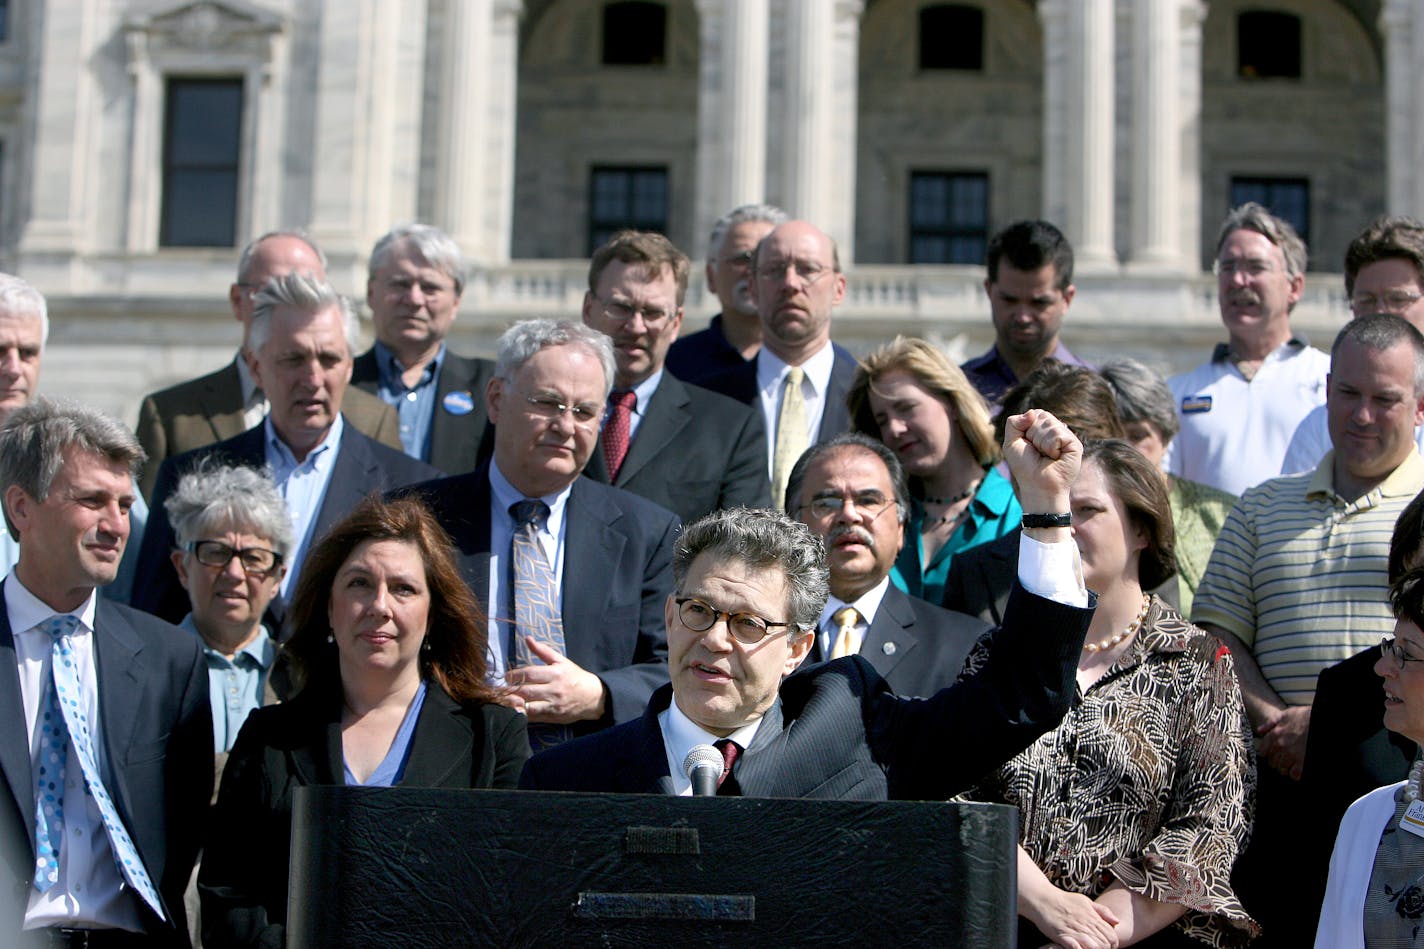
left=0, top=0, right=1415, bottom=422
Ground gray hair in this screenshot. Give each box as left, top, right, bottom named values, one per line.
left=249, top=272, right=359, bottom=355
left=784, top=433, right=910, bottom=526
left=673, top=508, right=829, bottom=634
left=707, top=204, right=789, bottom=262
left=1098, top=358, right=1180, bottom=442
left=0, top=274, right=48, bottom=346
left=1215, top=202, right=1308, bottom=280
left=164, top=461, right=294, bottom=555
left=0, top=397, right=144, bottom=539
left=494, top=319, right=616, bottom=398
left=368, top=223, right=466, bottom=296
left=235, top=229, right=327, bottom=285
left=1331, top=312, right=1424, bottom=395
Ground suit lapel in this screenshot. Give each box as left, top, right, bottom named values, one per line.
left=861, top=587, right=918, bottom=683
left=560, top=482, right=623, bottom=670
left=614, top=376, right=687, bottom=486
left=428, top=355, right=492, bottom=475
left=398, top=686, right=472, bottom=787
left=816, top=347, right=856, bottom=441
left=203, top=361, right=250, bottom=443
left=726, top=699, right=784, bottom=796
left=93, top=601, right=145, bottom=819
left=0, top=587, right=34, bottom=843
left=312, top=424, right=373, bottom=541
left=623, top=688, right=676, bottom=794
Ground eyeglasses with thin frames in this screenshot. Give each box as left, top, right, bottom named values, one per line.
left=592, top=294, right=676, bottom=326
left=1380, top=636, right=1424, bottom=665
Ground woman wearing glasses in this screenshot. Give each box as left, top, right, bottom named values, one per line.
left=846, top=336, right=1020, bottom=605
left=1317, top=569, right=1424, bottom=948
left=199, top=495, right=528, bottom=948
left=959, top=441, right=1256, bottom=948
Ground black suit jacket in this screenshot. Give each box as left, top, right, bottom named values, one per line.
left=697, top=342, right=858, bottom=449
left=400, top=467, right=679, bottom=731
left=582, top=373, right=770, bottom=523
left=350, top=347, right=497, bottom=475
left=132, top=419, right=442, bottom=630
left=520, top=583, right=1091, bottom=799
left=0, top=588, right=212, bottom=944
left=198, top=683, right=528, bottom=948
left=808, top=584, right=989, bottom=698
left=943, top=529, right=1180, bottom=625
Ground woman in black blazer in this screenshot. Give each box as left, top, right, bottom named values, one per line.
left=199, top=496, right=528, bottom=948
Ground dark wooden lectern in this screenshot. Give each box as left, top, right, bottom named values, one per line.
left=287, top=786, right=1017, bottom=947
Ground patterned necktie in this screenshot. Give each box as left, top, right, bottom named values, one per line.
left=33, top=615, right=165, bottom=919
left=510, top=500, right=571, bottom=748
left=830, top=606, right=861, bottom=659
left=714, top=738, right=741, bottom=796
left=603, top=390, right=637, bottom=482
left=770, top=367, right=807, bottom=511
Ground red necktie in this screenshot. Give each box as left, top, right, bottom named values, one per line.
left=603, top=390, right=637, bottom=481
left=715, top=738, right=741, bottom=794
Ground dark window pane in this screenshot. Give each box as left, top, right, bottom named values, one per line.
left=589, top=166, right=668, bottom=255
left=908, top=171, right=989, bottom=264
left=0, top=1, right=9, bottom=43
left=162, top=78, right=242, bottom=247
left=1229, top=176, right=1310, bottom=248
left=603, top=1, right=667, bottom=66
left=920, top=5, right=984, bottom=71
left=1238, top=11, right=1301, bottom=79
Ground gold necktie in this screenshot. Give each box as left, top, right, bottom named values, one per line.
left=771, top=367, right=808, bottom=511
left=830, top=606, right=860, bottom=659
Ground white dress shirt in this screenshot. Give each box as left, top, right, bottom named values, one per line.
left=755, top=343, right=837, bottom=475
left=265, top=413, right=343, bottom=597
left=659, top=698, right=762, bottom=796
left=817, top=576, right=892, bottom=660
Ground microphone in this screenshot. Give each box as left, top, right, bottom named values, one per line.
left=683, top=744, right=724, bottom=797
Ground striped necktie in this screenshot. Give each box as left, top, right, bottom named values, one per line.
left=510, top=500, right=572, bottom=749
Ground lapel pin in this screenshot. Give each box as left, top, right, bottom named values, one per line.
left=443, top=390, right=475, bottom=415
left=882, top=642, right=896, bottom=656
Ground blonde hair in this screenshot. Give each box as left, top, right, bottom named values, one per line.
left=847, top=336, right=998, bottom=467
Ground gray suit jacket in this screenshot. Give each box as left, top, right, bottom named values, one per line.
left=136, top=358, right=404, bottom=499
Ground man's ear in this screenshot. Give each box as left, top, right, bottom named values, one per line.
left=783, top=628, right=814, bottom=676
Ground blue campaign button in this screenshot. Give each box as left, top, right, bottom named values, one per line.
left=443, top=390, right=476, bottom=416
left=1180, top=395, right=1212, bottom=414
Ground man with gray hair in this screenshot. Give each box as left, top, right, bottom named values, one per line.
left=134, top=272, right=439, bottom=629
left=0, top=274, right=50, bottom=579
left=521, top=409, right=1093, bottom=798
left=403, top=319, right=679, bottom=748
left=666, top=203, right=787, bottom=385
left=785, top=433, right=988, bottom=697
left=352, top=223, right=498, bottom=473
left=0, top=397, right=211, bottom=941
left=135, top=229, right=401, bottom=499
left=1166, top=202, right=1330, bottom=495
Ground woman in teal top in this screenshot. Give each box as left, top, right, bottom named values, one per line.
left=848, top=337, right=1021, bottom=603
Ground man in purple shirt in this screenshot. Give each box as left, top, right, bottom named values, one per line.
left=961, top=220, right=1090, bottom=410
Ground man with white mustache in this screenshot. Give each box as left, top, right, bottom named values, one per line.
left=1165, top=203, right=1329, bottom=495
left=785, top=433, right=989, bottom=697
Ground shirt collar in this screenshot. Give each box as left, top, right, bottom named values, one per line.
left=969, top=466, right=1016, bottom=515
left=235, top=351, right=261, bottom=405
left=264, top=412, right=344, bottom=470
left=819, top=575, right=891, bottom=630
left=755, top=340, right=836, bottom=398
left=1211, top=334, right=1309, bottom=364
left=1305, top=449, right=1424, bottom=501
left=619, top=369, right=664, bottom=419
left=374, top=340, right=445, bottom=392
left=4, top=573, right=98, bottom=636
left=489, top=458, right=572, bottom=532
left=664, top=691, right=763, bottom=755
left=179, top=613, right=276, bottom=668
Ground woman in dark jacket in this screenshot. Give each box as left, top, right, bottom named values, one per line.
left=199, top=495, right=528, bottom=948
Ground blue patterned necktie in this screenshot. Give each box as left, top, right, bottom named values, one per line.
left=510, top=500, right=572, bottom=748
left=32, top=614, right=165, bottom=919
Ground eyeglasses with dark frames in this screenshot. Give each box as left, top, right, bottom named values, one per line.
left=186, top=540, right=283, bottom=575
left=675, top=596, right=797, bottom=645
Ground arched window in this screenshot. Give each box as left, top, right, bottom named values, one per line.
left=919, top=4, right=984, bottom=72
left=1238, top=11, right=1302, bottom=79
left=602, top=1, right=667, bottom=66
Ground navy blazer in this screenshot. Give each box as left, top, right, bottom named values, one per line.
left=399, top=467, right=679, bottom=732
left=697, top=342, right=859, bottom=451
left=131, top=419, right=442, bottom=630
left=520, top=583, right=1091, bottom=800
left=582, top=373, right=770, bottom=523
left=199, top=683, right=528, bottom=948
left=0, top=586, right=212, bottom=943
left=351, top=347, right=497, bottom=476
left=808, top=584, right=989, bottom=698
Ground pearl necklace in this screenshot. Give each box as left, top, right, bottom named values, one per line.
left=1083, top=594, right=1151, bottom=654
left=1405, top=757, right=1424, bottom=803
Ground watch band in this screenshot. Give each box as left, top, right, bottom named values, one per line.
left=1021, top=512, right=1073, bottom=529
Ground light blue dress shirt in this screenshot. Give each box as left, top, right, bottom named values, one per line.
left=180, top=614, right=276, bottom=753
left=602, top=368, right=663, bottom=444
left=265, top=414, right=343, bottom=597
left=374, top=341, right=445, bottom=461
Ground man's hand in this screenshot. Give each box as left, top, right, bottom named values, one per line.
left=1003, top=409, right=1082, bottom=514
left=1257, top=704, right=1311, bottom=780
left=506, top=638, right=607, bottom=724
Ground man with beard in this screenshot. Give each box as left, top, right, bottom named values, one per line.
left=961, top=220, right=1089, bottom=411
left=699, top=220, right=858, bottom=510
left=579, top=231, right=769, bottom=523
left=786, top=433, right=987, bottom=696
left=665, top=204, right=787, bottom=385
left=1166, top=203, right=1329, bottom=495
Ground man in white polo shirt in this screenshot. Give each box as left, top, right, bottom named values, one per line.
left=1166, top=203, right=1329, bottom=495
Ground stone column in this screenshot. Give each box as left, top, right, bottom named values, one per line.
left=694, top=0, right=769, bottom=254
left=1177, top=1, right=1206, bottom=270
left=432, top=0, right=522, bottom=265
left=1382, top=0, right=1424, bottom=217
left=1128, top=0, right=1184, bottom=271
left=1040, top=0, right=1116, bottom=271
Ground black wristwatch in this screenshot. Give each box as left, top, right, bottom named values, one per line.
left=1021, top=512, right=1072, bottom=529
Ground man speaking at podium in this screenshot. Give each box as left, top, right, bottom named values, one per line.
left=520, top=410, right=1093, bottom=799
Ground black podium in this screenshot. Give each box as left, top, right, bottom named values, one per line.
left=287, top=786, right=1017, bottom=947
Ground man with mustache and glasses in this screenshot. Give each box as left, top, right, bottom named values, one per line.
left=785, top=433, right=988, bottom=697
left=1165, top=203, right=1329, bottom=495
